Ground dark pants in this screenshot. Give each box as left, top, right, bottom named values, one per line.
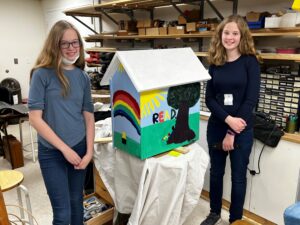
left=38, top=138, right=87, bottom=225
left=207, top=122, right=253, bottom=223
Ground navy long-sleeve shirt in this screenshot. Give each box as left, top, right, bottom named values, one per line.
left=205, top=54, right=260, bottom=130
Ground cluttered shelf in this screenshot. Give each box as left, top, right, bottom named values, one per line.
left=63, top=0, right=174, bottom=16
left=64, top=0, right=234, bottom=17
left=200, top=115, right=300, bottom=144
left=86, top=47, right=117, bottom=53
left=84, top=48, right=300, bottom=61
left=84, top=32, right=214, bottom=41
left=195, top=52, right=300, bottom=61
left=84, top=28, right=300, bottom=42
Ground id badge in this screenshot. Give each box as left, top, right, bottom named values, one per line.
left=224, top=94, right=233, bottom=106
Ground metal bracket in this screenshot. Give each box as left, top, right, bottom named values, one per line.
left=71, top=16, right=98, bottom=34
left=95, top=8, right=119, bottom=25
left=205, top=0, right=224, bottom=20
left=171, top=3, right=187, bottom=20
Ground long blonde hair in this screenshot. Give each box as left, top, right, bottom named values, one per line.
left=30, top=20, right=85, bottom=96
left=208, top=15, right=257, bottom=66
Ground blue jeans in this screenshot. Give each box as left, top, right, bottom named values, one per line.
left=38, top=138, right=87, bottom=225
left=207, top=122, right=253, bottom=223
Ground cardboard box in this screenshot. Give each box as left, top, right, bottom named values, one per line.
left=144, top=19, right=153, bottom=28
left=117, top=30, right=128, bottom=36
left=136, top=20, right=144, bottom=28
left=168, top=26, right=185, bottom=35
left=138, top=28, right=146, bottom=35
left=146, top=27, right=159, bottom=36
left=119, top=20, right=137, bottom=32
left=168, top=26, right=177, bottom=35
left=176, top=26, right=185, bottom=34
left=186, top=22, right=196, bottom=32
left=178, top=15, right=187, bottom=24
left=159, top=27, right=167, bottom=35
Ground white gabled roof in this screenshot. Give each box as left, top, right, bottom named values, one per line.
left=100, top=47, right=210, bottom=92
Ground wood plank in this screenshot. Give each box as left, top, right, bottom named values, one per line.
left=260, top=53, right=300, bottom=61
left=86, top=47, right=117, bottom=53
left=94, top=137, right=113, bottom=144
left=195, top=52, right=300, bottom=61
left=93, top=166, right=114, bottom=206
left=251, top=28, right=300, bottom=36
left=282, top=132, right=300, bottom=144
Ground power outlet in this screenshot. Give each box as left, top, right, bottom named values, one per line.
left=14, top=58, right=18, bottom=64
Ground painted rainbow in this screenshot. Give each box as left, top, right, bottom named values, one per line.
left=113, top=90, right=141, bottom=135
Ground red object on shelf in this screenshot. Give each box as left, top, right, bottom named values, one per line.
left=276, top=48, right=296, bottom=54
left=85, top=57, right=100, bottom=64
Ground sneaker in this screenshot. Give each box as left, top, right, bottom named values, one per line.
left=200, top=212, right=221, bottom=225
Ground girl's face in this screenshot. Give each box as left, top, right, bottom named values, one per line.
left=60, top=28, right=80, bottom=61
left=221, top=22, right=241, bottom=52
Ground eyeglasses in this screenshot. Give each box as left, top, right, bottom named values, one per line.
left=60, top=40, right=81, bottom=49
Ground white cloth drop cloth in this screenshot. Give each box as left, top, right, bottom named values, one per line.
left=93, top=119, right=209, bottom=225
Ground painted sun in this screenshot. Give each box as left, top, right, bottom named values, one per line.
left=140, top=90, right=167, bottom=118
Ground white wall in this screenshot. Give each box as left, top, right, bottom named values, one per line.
left=0, top=0, right=46, bottom=100
left=40, top=0, right=96, bottom=34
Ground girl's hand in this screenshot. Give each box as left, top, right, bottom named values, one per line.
left=62, top=148, right=82, bottom=166
left=222, top=133, right=235, bottom=151
left=74, top=153, right=93, bottom=170
left=225, top=116, right=247, bottom=133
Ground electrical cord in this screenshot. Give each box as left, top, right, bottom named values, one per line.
left=248, top=139, right=266, bottom=175
left=8, top=213, right=25, bottom=225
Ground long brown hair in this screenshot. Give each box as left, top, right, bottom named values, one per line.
left=208, top=15, right=258, bottom=66
left=30, top=20, right=85, bottom=96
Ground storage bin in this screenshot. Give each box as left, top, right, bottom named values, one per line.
left=83, top=166, right=114, bottom=225
left=84, top=193, right=114, bottom=225
left=247, top=16, right=265, bottom=29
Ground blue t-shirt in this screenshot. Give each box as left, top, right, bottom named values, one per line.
left=28, top=67, right=94, bottom=148
left=205, top=55, right=260, bottom=130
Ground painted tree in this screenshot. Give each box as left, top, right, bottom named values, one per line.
left=167, top=82, right=200, bottom=144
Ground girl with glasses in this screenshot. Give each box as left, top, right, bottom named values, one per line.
left=28, top=20, right=95, bottom=225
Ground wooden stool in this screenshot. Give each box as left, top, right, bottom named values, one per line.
left=0, top=188, right=10, bottom=225
left=0, top=170, right=34, bottom=225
